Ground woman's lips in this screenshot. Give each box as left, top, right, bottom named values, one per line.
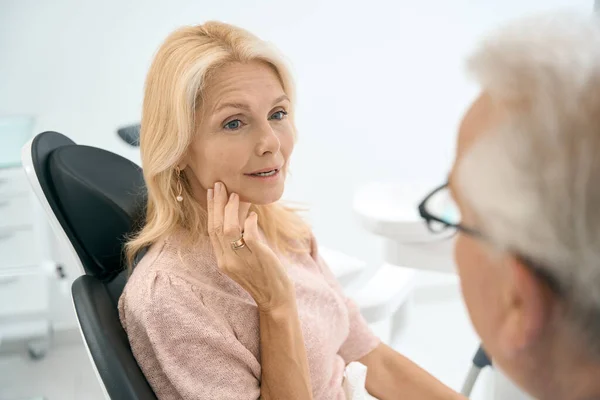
left=245, top=168, right=281, bottom=181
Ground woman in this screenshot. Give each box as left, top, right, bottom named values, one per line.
left=119, top=21, right=463, bottom=400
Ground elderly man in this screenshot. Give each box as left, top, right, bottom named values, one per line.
left=418, top=12, right=600, bottom=400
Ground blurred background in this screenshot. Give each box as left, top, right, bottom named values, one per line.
left=0, top=1, right=593, bottom=399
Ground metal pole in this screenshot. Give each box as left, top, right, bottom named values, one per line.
left=596, top=0, right=600, bottom=12
left=460, top=365, right=482, bottom=397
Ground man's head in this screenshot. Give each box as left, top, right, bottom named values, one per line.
left=450, top=12, right=600, bottom=399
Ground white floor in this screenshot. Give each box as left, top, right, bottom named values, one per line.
left=0, top=271, right=498, bottom=400
left=0, top=342, right=105, bottom=400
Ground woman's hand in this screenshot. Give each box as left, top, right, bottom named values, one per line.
left=207, top=182, right=294, bottom=311
left=208, top=182, right=313, bottom=399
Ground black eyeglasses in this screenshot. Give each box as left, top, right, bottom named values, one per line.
left=417, top=181, right=564, bottom=295
left=417, top=182, right=481, bottom=237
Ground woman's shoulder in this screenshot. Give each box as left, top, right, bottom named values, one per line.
left=119, top=240, right=175, bottom=306
left=123, top=237, right=196, bottom=291
left=119, top=240, right=209, bottom=326
left=117, top=244, right=238, bottom=347
left=120, top=233, right=249, bottom=311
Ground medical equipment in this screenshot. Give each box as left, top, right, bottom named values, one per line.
left=23, top=131, right=156, bottom=399
left=116, top=124, right=140, bottom=147
left=461, top=346, right=493, bottom=396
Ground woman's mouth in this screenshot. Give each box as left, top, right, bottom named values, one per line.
left=245, top=167, right=281, bottom=180
left=250, top=169, right=278, bottom=177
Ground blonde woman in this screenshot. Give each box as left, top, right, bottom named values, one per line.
left=118, top=21, right=463, bottom=400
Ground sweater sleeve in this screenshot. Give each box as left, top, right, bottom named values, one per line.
left=309, top=235, right=381, bottom=364
left=120, top=271, right=261, bottom=400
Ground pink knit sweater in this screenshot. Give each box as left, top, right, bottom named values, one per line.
left=118, top=232, right=380, bottom=399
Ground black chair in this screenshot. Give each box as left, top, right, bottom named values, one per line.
left=21, top=131, right=157, bottom=400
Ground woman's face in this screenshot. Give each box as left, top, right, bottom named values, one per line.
left=183, top=61, right=294, bottom=205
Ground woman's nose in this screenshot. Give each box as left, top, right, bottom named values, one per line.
left=255, top=124, right=280, bottom=156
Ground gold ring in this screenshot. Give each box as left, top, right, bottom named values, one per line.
left=230, top=235, right=246, bottom=251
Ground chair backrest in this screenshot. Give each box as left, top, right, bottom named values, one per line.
left=22, top=131, right=157, bottom=400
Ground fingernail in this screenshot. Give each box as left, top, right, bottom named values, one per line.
left=215, top=183, right=221, bottom=194
left=207, top=189, right=213, bottom=200
left=230, top=193, right=236, bottom=201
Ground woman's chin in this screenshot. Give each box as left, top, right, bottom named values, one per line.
left=239, top=187, right=285, bottom=205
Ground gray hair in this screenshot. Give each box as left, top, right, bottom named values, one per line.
left=457, top=11, right=600, bottom=347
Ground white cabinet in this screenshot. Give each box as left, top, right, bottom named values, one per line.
left=0, top=166, right=51, bottom=358
left=0, top=168, right=30, bottom=197
left=0, top=229, right=40, bottom=271
left=0, top=274, right=49, bottom=318
left=0, top=194, right=35, bottom=229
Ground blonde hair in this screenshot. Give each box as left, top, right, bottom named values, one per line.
left=125, top=21, right=310, bottom=269
left=457, top=11, right=600, bottom=349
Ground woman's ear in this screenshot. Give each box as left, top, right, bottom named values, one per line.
left=177, top=155, right=189, bottom=171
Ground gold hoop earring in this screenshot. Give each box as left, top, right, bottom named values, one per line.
left=175, top=167, right=183, bottom=203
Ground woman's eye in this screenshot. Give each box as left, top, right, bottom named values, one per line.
left=270, top=110, right=288, bottom=120
left=224, top=119, right=242, bottom=130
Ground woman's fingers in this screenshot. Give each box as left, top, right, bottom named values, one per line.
left=223, top=193, right=256, bottom=259
left=223, top=192, right=241, bottom=240
left=214, top=182, right=228, bottom=233
left=212, top=182, right=250, bottom=257
left=243, top=212, right=260, bottom=248
left=207, top=187, right=224, bottom=260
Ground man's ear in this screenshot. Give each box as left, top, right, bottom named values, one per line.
left=498, top=255, right=554, bottom=357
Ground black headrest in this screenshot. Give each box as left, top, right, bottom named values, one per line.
left=33, top=132, right=146, bottom=281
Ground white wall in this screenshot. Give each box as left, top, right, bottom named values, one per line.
left=0, top=0, right=593, bottom=272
